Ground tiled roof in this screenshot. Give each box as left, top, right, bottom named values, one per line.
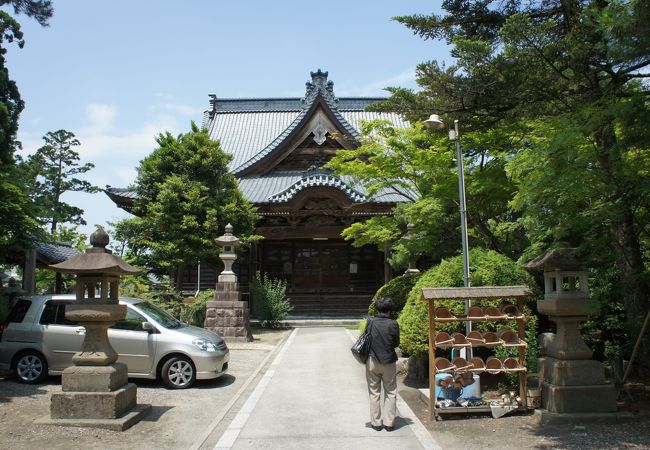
left=267, top=171, right=368, bottom=203
left=106, top=71, right=412, bottom=210
left=206, top=70, right=409, bottom=173
left=209, top=111, right=300, bottom=172
left=105, top=187, right=138, bottom=199
left=207, top=97, right=386, bottom=113
left=34, top=242, right=79, bottom=264
left=238, top=171, right=407, bottom=204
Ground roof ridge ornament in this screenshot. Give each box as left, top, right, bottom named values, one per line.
left=303, top=69, right=338, bottom=106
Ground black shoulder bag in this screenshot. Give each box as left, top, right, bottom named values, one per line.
left=351, top=318, right=373, bottom=364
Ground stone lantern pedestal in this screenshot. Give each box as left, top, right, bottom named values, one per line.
left=37, top=227, right=150, bottom=431
left=204, top=224, right=253, bottom=342
left=526, top=248, right=616, bottom=416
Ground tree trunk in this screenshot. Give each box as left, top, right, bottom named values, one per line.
left=613, top=205, right=650, bottom=376
left=595, top=125, right=650, bottom=376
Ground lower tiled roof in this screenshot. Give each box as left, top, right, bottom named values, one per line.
left=34, top=242, right=79, bottom=264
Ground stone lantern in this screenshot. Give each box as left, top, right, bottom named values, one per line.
left=204, top=224, right=253, bottom=342
left=526, top=247, right=616, bottom=414
left=403, top=223, right=421, bottom=275
left=216, top=223, right=239, bottom=283
left=41, top=227, right=150, bottom=430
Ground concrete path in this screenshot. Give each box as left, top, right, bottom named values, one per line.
left=212, top=327, right=441, bottom=450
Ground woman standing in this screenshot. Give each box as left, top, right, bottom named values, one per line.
left=366, top=297, right=400, bottom=431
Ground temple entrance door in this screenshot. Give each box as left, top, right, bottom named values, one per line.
left=293, top=242, right=349, bottom=293
left=259, top=240, right=382, bottom=293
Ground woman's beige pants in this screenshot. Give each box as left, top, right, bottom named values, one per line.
left=366, top=356, right=397, bottom=427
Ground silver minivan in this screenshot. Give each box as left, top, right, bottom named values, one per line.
left=0, top=295, right=229, bottom=389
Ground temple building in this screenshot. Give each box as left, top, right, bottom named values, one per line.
left=106, top=70, right=408, bottom=316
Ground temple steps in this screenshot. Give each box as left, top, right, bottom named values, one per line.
left=252, top=293, right=373, bottom=320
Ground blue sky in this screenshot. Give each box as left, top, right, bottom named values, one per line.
left=7, top=0, right=449, bottom=240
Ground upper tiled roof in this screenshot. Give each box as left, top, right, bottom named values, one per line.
left=106, top=70, right=411, bottom=211
left=206, top=70, right=409, bottom=173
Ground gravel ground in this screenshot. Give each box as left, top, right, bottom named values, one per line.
left=2, top=327, right=648, bottom=450
left=398, top=375, right=650, bottom=450
left=0, top=328, right=287, bottom=450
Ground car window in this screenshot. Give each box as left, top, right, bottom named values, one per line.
left=39, top=302, right=57, bottom=325
left=8, top=299, right=31, bottom=323
left=133, top=301, right=182, bottom=329
left=111, top=308, right=147, bottom=331
left=40, top=301, right=76, bottom=326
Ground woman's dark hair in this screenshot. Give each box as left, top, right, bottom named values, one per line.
left=375, top=297, right=395, bottom=314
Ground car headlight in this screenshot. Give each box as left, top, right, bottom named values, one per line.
left=193, top=338, right=219, bottom=352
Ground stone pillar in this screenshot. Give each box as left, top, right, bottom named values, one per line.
left=526, top=248, right=616, bottom=414
left=204, top=224, right=253, bottom=342
left=40, top=227, right=150, bottom=431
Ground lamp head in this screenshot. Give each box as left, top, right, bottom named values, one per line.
left=424, top=114, right=446, bottom=130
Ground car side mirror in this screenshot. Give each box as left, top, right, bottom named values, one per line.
left=142, top=321, right=155, bottom=332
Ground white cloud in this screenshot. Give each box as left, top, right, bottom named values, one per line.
left=83, top=103, right=118, bottom=134
left=336, top=69, right=417, bottom=97
left=150, top=102, right=202, bottom=117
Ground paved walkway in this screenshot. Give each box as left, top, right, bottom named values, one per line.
left=212, top=327, right=441, bottom=450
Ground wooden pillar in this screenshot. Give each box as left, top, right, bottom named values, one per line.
left=383, top=241, right=392, bottom=284
left=23, top=249, right=37, bottom=294
left=55, top=272, right=64, bottom=294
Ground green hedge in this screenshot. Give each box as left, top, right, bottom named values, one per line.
left=368, top=272, right=421, bottom=315
left=397, top=248, right=540, bottom=371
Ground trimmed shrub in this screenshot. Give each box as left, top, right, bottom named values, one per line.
left=251, top=271, right=292, bottom=328
left=180, top=289, right=214, bottom=327
left=369, top=272, right=421, bottom=315
left=398, top=248, right=540, bottom=372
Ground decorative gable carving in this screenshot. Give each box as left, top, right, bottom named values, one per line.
left=267, top=170, right=368, bottom=204
left=232, top=70, right=361, bottom=176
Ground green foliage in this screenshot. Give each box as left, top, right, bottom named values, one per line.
left=358, top=318, right=367, bottom=334
left=0, top=165, right=41, bottom=260
left=327, top=119, right=524, bottom=271
left=34, top=226, right=87, bottom=294
left=180, top=289, right=214, bottom=327
left=251, top=272, right=292, bottom=328
left=0, top=1, right=52, bottom=260
left=581, top=267, right=629, bottom=364
left=382, top=0, right=650, bottom=372
left=398, top=248, right=539, bottom=372
left=22, top=130, right=99, bottom=233
left=115, top=123, right=259, bottom=275
left=326, top=121, right=458, bottom=269
left=369, top=272, right=421, bottom=315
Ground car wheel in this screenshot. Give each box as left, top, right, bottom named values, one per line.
left=14, top=351, right=48, bottom=384
left=161, top=356, right=196, bottom=389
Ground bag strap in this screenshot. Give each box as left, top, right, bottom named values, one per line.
left=365, top=317, right=373, bottom=334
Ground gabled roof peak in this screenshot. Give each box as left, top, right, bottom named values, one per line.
left=304, top=69, right=337, bottom=105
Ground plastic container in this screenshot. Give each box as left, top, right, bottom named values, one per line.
left=434, top=373, right=481, bottom=400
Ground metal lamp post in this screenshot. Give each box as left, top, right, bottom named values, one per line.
left=424, top=114, right=472, bottom=345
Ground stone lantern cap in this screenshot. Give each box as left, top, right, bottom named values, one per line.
left=49, top=226, right=140, bottom=275
left=524, top=247, right=583, bottom=272
left=215, top=223, right=240, bottom=248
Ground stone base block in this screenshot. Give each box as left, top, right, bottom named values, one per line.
left=51, top=383, right=137, bottom=420
left=61, top=363, right=128, bottom=392
left=542, top=382, right=616, bottom=413
left=36, top=403, right=151, bottom=431
left=539, top=357, right=606, bottom=386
